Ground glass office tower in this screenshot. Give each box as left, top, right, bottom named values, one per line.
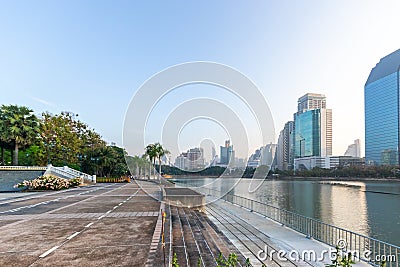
left=294, top=110, right=320, bottom=158
left=365, top=49, right=400, bottom=165
left=294, top=108, right=332, bottom=158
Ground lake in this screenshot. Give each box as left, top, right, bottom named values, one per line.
left=172, top=177, right=400, bottom=247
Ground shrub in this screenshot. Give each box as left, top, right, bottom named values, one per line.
left=69, top=177, right=83, bottom=187
left=14, top=175, right=82, bottom=191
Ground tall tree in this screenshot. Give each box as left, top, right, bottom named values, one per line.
left=154, top=142, right=169, bottom=176
left=40, top=112, right=105, bottom=167
left=0, top=105, right=40, bottom=165
left=145, top=144, right=157, bottom=179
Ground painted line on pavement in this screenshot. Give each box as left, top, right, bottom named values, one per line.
left=85, top=222, right=94, bottom=228
left=67, top=231, right=81, bottom=240
left=39, top=246, right=59, bottom=258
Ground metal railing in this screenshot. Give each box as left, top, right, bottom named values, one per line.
left=192, top=186, right=400, bottom=267
left=0, top=166, right=47, bottom=171
left=45, top=165, right=95, bottom=182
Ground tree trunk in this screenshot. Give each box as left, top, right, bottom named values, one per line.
left=1, top=146, right=4, bottom=166
left=14, top=143, right=19, bottom=166
left=153, top=158, right=156, bottom=179
left=158, top=157, right=162, bottom=177
left=149, top=161, right=151, bottom=179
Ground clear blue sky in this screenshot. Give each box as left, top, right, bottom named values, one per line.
left=2, top=1, right=400, bottom=158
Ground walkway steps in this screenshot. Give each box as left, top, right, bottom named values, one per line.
left=171, top=205, right=251, bottom=267
left=171, top=206, right=189, bottom=267
left=207, top=203, right=313, bottom=267
left=177, top=206, right=203, bottom=266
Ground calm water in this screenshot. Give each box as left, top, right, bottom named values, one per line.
left=172, top=177, right=400, bottom=247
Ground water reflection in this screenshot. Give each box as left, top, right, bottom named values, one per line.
left=173, top=178, right=400, bottom=246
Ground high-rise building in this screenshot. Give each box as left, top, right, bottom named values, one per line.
left=297, top=93, right=327, bottom=114
left=186, top=147, right=205, bottom=170
left=294, top=94, right=332, bottom=158
left=174, top=148, right=205, bottom=170
left=261, top=143, right=277, bottom=166
left=219, top=140, right=235, bottom=165
left=275, top=121, right=295, bottom=170
left=365, top=49, right=400, bottom=165
left=344, top=139, right=361, bottom=158
left=248, top=147, right=262, bottom=167
left=174, top=153, right=188, bottom=170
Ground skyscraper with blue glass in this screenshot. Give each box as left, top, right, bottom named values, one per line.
left=293, top=93, right=332, bottom=159
left=365, top=49, right=400, bottom=165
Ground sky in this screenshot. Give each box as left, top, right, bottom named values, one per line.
left=1, top=1, right=400, bottom=159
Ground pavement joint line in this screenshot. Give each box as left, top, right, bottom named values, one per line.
left=67, top=231, right=81, bottom=240
left=39, top=245, right=59, bottom=258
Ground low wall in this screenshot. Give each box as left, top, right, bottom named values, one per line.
left=163, top=187, right=205, bottom=210
left=0, top=170, right=45, bottom=192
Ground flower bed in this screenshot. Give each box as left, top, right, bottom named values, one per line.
left=14, top=175, right=83, bottom=191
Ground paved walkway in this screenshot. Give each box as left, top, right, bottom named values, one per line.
left=0, top=181, right=163, bottom=267
left=207, top=196, right=370, bottom=267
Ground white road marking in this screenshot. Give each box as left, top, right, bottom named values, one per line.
left=85, top=222, right=94, bottom=228
left=106, top=210, right=111, bottom=214
left=39, top=246, right=59, bottom=258
left=98, top=215, right=105, bottom=220
left=67, top=231, right=81, bottom=240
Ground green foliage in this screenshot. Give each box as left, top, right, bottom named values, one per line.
left=126, top=155, right=149, bottom=177
left=161, top=165, right=226, bottom=176
left=326, top=246, right=355, bottom=267
left=273, top=165, right=400, bottom=179
left=245, top=258, right=252, bottom=266
left=172, top=252, right=179, bottom=267
left=40, top=111, right=105, bottom=167
left=69, top=177, right=83, bottom=187
left=154, top=142, right=169, bottom=174
left=216, top=252, right=238, bottom=267
left=0, top=105, right=40, bottom=165
left=0, top=108, right=129, bottom=178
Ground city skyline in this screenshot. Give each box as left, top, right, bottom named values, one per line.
left=3, top=2, right=400, bottom=157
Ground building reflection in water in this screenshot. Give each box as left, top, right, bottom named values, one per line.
left=319, top=182, right=369, bottom=237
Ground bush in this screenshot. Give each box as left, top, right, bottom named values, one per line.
left=69, top=177, right=83, bottom=187
left=14, top=175, right=82, bottom=191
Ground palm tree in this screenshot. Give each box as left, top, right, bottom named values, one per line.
left=154, top=142, right=169, bottom=177
left=0, top=105, right=40, bottom=165
left=145, top=144, right=157, bottom=179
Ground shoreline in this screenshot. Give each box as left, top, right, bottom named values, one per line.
left=169, top=175, right=400, bottom=182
